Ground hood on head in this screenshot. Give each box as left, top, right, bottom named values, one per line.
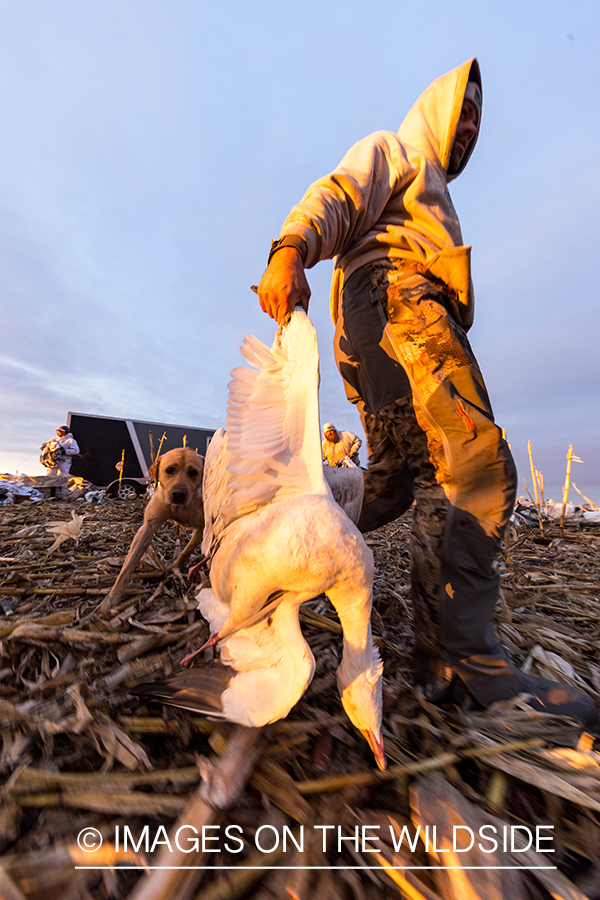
left=397, top=58, right=481, bottom=181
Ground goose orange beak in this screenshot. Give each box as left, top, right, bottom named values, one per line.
left=363, top=729, right=386, bottom=770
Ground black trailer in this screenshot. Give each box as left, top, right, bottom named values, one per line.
left=67, top=412, right=216, bottom=498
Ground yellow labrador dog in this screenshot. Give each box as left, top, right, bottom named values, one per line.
left=102, top=447, right=205, bottom=614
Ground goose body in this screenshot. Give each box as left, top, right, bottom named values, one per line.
left=134, top=309, right=384, bottom=767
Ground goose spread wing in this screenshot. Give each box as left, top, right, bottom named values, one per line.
left=133, top=601, right=316, bottom=728
left=203, top=308, right=329, bottom=553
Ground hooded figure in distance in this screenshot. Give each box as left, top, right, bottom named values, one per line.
left=322, top=422, right=362, bottom=467
left=256, top=59, right=598, bottom=729
left=40, top=426, right=79, bottom=477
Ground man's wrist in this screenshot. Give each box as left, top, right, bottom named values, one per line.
left=268, top=235, right=308, bottom=266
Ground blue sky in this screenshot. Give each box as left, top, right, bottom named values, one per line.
left=1, top=1, right=599, bottom=503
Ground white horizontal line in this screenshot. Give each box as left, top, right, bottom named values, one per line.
left=75, top=865, right=558, bottom=871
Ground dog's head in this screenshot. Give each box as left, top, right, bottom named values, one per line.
left=149, top=447, right=205, bottom=508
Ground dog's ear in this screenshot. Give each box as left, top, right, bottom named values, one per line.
left=149, top=457, right=160, bottom=487
left=191, top=454, right=205, bottom=484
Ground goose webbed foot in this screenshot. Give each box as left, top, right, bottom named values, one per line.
left=188, top=555, right=210, bottom=584
left=180, top=632, right=220, bottom=668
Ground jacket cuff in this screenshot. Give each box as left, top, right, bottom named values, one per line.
left=268, top=235, right=309, bottom=266
left=278, top=223, right=321, bottom=268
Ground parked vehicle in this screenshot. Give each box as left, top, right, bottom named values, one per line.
left=67, top=412, right=215, bottom=499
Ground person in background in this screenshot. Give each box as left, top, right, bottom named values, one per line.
left=322, top=423, right=362, bottom=467
left=40, top=426, right=79, bottom=477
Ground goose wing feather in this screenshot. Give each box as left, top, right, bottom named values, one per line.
left=203, top=309, right=330, bottom=552
left=131, top=662, right=234, bottom=717
left=200, top=427, right=231, bottom=556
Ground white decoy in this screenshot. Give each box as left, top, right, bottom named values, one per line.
left=134, top=308, right=385, bottom=769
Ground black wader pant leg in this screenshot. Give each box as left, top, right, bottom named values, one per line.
left=334, top=265, right=416, bottom=532
left=335, top=264, right=520, bottom=705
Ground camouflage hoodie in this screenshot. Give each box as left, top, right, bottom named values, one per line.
left=278, top=58, right=481, bottom=329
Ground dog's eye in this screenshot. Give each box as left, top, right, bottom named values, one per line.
left=188, top=469, right=199, bottom=478
left=165, top=466, right=176, bottom=475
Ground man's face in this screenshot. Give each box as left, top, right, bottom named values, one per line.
left=324, top=428, right=338, bottom=443
left=449, top=94, right=480, bottom=173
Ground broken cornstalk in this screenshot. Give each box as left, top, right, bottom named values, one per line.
left=536, top=468, right=545, bottom=509
left=126, top=726, right=264, bottom=900
left=117, top=449, right=125, bottom=496
left=560, top=445, right=583, bottom=534
left=527, top=441, right=544, bottom=536
left=155, top=431, right=167, bottom=462
left=571, top=482, right=598, bottom=510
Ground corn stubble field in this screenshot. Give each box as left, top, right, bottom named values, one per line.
left=0, top=497, right=599, bottom=900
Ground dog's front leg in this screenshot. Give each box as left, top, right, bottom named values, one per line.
left=171, top=527, right=203, bottom=571
left=101, top=517, right=166, bottom=616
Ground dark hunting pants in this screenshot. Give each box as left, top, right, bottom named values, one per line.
left=334, top=261, right=517, bottom=694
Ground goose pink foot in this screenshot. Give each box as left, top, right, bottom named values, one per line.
left=180, top=632, right=220, bottom=668
left=188, top=555, right=210, bottom=584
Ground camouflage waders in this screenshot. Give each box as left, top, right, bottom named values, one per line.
left=334, top=260, right=520, bottom=704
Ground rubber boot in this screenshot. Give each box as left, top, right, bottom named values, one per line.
left=435, top=515, right=600, bottom=731
left=452, top=655, right=600, bottom=731
left=414, top=651, right=600, bottom=732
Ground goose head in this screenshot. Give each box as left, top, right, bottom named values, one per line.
left=337, top=653, right=386, bottom=770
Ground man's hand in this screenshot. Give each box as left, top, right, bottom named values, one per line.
left=257, top=246, right=311, bottom=324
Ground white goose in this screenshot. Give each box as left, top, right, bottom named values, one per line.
left=135, top=308, right=385, bottom=769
